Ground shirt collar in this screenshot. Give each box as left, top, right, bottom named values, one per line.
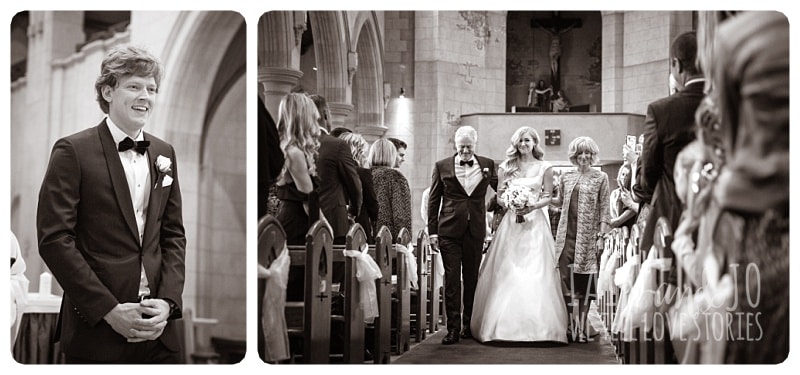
left=106, top=117, right=144, bottom=145
left=684, top=78, right=706, bottom=87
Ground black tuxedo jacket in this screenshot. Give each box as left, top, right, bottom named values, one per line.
left=427, top=154, right=498, bottom=239
left=636, top=81, right=704, bottom=252
left=316, top=133, right=362, bottom=238
left=37, top=120, right=186, bottom=361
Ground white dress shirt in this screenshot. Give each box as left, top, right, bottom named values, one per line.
left=106, top=119, right=151, bottom=297
left=455, top=155, right=482, bottom=196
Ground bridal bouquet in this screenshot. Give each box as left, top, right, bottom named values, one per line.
left=501, top=184, right=539, bottom=223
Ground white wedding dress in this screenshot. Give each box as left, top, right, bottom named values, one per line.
left=471, top=161, right=568, bottom=343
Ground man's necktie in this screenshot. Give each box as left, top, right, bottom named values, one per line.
left=118, top=137, right=150, bottom=155
left=460, top=159, right=474, bottom=167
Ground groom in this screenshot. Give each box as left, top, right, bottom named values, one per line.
left=36, top=45, right=185, bottom=363
left=428, top=126, right=497, bottom=344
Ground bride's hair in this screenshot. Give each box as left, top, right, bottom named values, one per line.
left=501, top=126, right=544, bottom=178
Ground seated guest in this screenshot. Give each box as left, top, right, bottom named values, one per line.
left=369, top=138, right=412, bottom=241
left=552, top=90, right=570, bottom=112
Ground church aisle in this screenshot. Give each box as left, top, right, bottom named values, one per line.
left=392, top=305, right=619, bottom=364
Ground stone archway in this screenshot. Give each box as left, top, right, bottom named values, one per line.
left=150, top=11, right=246, bottom=340
left=350, top=12, right=387, bottom=141
left=308, top=11, right=353, bottom=127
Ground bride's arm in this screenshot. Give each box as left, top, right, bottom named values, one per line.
left=496, top=166, right=509, bottom=209
left=532, top=166, right=555, bottom=210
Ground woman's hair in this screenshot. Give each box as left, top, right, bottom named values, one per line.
left=617, top=163, right=632, bottom=191
left=368, top=138, right=397, bottom=168
left=501, top=126, right=544, bottom=177
left=568, top=136, right=600, bottom=166
left=95, top=45, right=163, bottom=114
left=340, top=132, right=369, bottom=168
left=277, top=93, right=321, bottom=178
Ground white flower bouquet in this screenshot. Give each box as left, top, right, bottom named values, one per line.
left=501, top=184, right=539, bottom=223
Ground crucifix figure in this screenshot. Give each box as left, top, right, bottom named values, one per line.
left=531, top=12, right=581, bottom=91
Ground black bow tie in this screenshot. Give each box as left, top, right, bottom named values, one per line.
left=118, top=137, right=150, bottom=155
left=460, top=159, right=474, bottom=167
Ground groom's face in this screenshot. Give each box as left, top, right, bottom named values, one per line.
left=104, top=74, right=157, bottom=136
left=455, top=136, right=475, bottom=161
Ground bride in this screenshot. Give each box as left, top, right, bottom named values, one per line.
left=470, top=126, right=568, bottom=343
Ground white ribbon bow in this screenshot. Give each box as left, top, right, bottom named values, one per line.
left=343, top=243, right=383, bottom=324
left=395, top=242, right=418, bottom=290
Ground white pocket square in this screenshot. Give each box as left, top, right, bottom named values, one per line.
left=162, top=175, right=173, bottom=187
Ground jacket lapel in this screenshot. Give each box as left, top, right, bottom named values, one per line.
left=98, top=122, right=140, bottom=243
left=445, top=155, right=469, bottom=196
left=142, top=135, right=164, bottom=247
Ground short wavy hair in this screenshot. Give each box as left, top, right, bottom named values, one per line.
left=340, top=132, right=369, bottom=168
left=568, top=136, right=600, bottom=166
left=94, top=45, right=163, bottom=114
left=369, top=138, right=397, bottom=168
left=454, top=126, right=477, bottom=144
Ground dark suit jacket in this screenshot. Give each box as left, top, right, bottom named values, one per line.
left=355, top=166, right=379, bottom=242
left=636, top=81, right=703, bottom=253
left=316, top=133, right=362, bottom=238
left=427, top=154, right=498, bottom=240
left=37, top=120, right=186, bottom=361
left=259, top=96, right=283, bottom=218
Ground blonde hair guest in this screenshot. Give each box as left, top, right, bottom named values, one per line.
left=553, top=136, right=610, bottom=343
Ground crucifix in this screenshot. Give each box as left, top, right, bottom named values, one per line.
left=531, top=12, right=582, bottom=92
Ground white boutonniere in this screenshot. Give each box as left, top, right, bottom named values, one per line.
left=156, top=155, right=172, bottom=173
left=155, top=155, right=173, bottom=187
left=482, top=167, right=490, bottom=178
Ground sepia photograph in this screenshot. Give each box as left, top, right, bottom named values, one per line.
left=257, top=10, right=789, bottom=365
left=10, top=10, right=246, bottom=364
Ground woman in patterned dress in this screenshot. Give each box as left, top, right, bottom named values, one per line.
left=553, top=136, right=610, bottom=343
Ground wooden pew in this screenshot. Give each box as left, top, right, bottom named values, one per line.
left=342, top=224, right=368, bottom=364
left=257, top=214, right=285, bottom=363
left=627, top=225, right=641, bottom=364
left=285, top=220, right=334, bottom=364
left=369, top=226, right=394, bottom=364
left=651, top=217, right=674, bottom=364
left=393, top=228, right=412, bottom=355
left=285, top=223, right=369, bottom=364
left=412, top=229, right=430, bottom=342
left=613, top=227, right=629, bottom=362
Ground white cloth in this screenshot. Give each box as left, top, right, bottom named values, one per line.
left=106, top=118, right=151, bottom=297
left=10, top=231, right=29, bottom=348
left=610, top=242, right=640, bottom=338
left=395, top=243, right=418, bottom=290
left=432, top=250, right=444, bottom=291
left=615, top=249, right=671, bottom=333
left=470, top=167, right=567, bottom=343
left=262, top=246, right=290, bottom=362
left=343, top=243, right=383, bottom=324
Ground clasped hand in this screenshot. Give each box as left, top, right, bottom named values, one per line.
left=104, top=299, right=170, bottom=342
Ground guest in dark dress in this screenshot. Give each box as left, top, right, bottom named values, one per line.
left=274, top=93, right=321, bottom=245
left=553, top=136, right=610, bottom=343
left=339, top=132, right=379, bottom=243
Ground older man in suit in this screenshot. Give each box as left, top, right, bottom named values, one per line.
left=428, top=126, right=497, bottom=344
left=37, top=45, right=185, bottom=364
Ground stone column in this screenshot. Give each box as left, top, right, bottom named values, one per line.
left=258, top=66, right=303, bottom=119
left=601, top=11, right=624, bottom=113
left=327, top=101, right=354, bottom=129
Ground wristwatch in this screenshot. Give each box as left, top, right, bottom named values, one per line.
left=164, top=299, right=182, bottom=320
